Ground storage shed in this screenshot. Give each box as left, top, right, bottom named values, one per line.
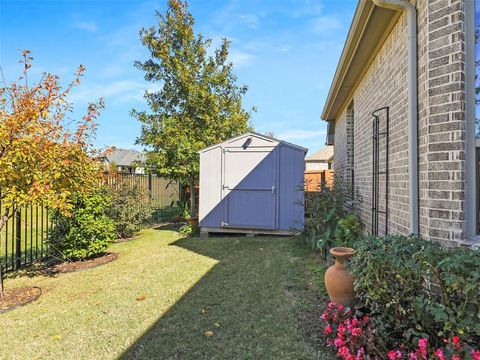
left=199, top=132, right=307, bottom=236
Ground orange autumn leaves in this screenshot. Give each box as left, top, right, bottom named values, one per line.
left=0, top=50, right=103, bottom=226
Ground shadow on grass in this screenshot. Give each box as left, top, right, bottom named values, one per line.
left=3, top=258, right=58, bottom=279
left=152, top=222, right=182, bottom=232
left=120, top=235, right=330, bottom=360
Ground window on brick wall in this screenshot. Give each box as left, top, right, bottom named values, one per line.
left=475, top=1, right=480, bottom=234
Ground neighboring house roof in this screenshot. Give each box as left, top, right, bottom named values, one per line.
left=99, top=148, right=146, bottom=167
left=305, top=146, right=334, bottom=162
left=321, top=0, right=399, bottom=121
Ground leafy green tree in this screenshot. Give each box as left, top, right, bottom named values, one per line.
left=132, top=0, right=254, bottom=216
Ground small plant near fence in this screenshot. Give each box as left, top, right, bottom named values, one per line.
left=106, top=180, right=154, bottom=238
left=104, top=172, right=179, bottom=223
left=47, top=188, right=116, bottom=261
left=302, top=174, right=362, bottom=258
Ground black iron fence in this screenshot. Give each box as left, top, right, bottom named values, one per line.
left=1, top=205, right=51, bottom=273
left=0, top=173, right=179, bottom=273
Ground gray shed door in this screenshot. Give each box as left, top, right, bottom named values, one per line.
left=222, top=148, right=277, bottom=229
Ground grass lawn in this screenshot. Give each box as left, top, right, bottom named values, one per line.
left=0, top=227, right=332, bottom=360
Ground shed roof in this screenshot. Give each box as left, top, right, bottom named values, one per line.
left=199, top=132, right=308, bottom=153
left=321, top=1, right=399, bottom=121
left=305, top=146, right=334, bottom=162
left=99, top=148, right=145, bottom=166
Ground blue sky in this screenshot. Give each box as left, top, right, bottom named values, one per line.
left=0, top=0, right=357, bottom=154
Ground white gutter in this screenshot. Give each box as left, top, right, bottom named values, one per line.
left=371, top=0, right=418, bottom=235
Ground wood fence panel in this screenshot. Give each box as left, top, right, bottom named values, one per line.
left=304, top=170, right=334, bottom=192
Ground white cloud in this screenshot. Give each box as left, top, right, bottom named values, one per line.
left=291, top=0, right=324, bottom=17
left=238, top=14, right=260, bottom=28
left=277, top=129, right=326, bottom=141
left=229, top=49, right=255, bottom=68
left=73, top=20, right=98, bottom=32
left=69, top=79, right=161, bottom=105
left=311, top=16, right=342, bottom=33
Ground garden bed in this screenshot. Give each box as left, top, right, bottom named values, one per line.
left=0, top=286, right=42, bottom=314
left=50, top=252, right=118, bottom=274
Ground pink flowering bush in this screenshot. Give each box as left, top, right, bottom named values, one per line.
left=388, top=337, right=480, bottom=360
left=350, top=235, right=480, bottom=347
left=321, top=302, right=371, bottom=360
left=321, top=302, right=480, bottom=360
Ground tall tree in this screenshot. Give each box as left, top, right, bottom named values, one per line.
left=0, top=51, right=103, bottom=295
left=132, top=0, right=254, bottom=216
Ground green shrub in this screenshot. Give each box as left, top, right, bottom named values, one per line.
left=351, top=235, right=480, bottom=350
left=303, top=175, right=360, bottom=257
left=335, top=214, right=362, bottom=247
left=179, top=223, right=199, bottom=236
left=48, top=188, right=116, bottom=261
left=106, top=181, right=154, bottom=238
left=421, top=246, right=480, bottom=344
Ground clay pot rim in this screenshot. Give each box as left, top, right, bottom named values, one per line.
left=330, top=247, right=356, bottom=258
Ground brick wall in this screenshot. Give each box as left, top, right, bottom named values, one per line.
left=333, top=111, right=349, bottom=181
left=332, top=0, right=467, bottom=245
left=333, top=106, right=354, bottom=183
left=419, top=0, right=466, bottom=246
left=353, top=12, right=410, bottom=236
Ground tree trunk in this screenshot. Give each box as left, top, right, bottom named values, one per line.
left=190, top=181, right=196, bottom=218
left=0, top=208, right=12, bottom=298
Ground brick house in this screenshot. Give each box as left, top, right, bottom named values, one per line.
left=321, top=0, right=479, bottom=246
left=305, top=145, right=334, bottom=171
left=97, top=148, right=146, bottom=174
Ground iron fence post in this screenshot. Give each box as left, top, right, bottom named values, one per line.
left=15, top=210, right=21, bottom=269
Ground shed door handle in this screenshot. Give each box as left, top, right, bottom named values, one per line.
left=272, top=185, right=276, bottom=194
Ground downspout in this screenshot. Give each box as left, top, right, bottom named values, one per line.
left=371, top=0, right=419, bottom=235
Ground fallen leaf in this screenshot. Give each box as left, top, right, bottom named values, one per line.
left=201, top=308, right=206, bottom=314
left=214, top=322, right=221, bottom=328
left=204, top=330, right=214, bottom=337
left=136, top=295, right=146, bottom=301
left=52, top=335, right=62, bottom=341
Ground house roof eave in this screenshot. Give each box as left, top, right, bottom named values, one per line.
left=321, top=0, right=398, bottom=121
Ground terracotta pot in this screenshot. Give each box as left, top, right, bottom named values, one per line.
left=324, top=247, right=356, bottom=308
left=187, top=217, right=198, bottom=227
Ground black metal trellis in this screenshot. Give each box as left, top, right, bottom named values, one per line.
left=371, top=107, right=389, bottom=236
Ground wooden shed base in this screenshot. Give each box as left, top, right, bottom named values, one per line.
left=200, top=227, right=298, bottom=238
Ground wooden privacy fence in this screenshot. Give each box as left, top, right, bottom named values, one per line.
left=103, top=173, right=179, bottom=209
left=304, top=170, right=334, bottom=192
left=0, top=173, right=179, bottom=273
left=103, top=172, right=180, bottom=223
